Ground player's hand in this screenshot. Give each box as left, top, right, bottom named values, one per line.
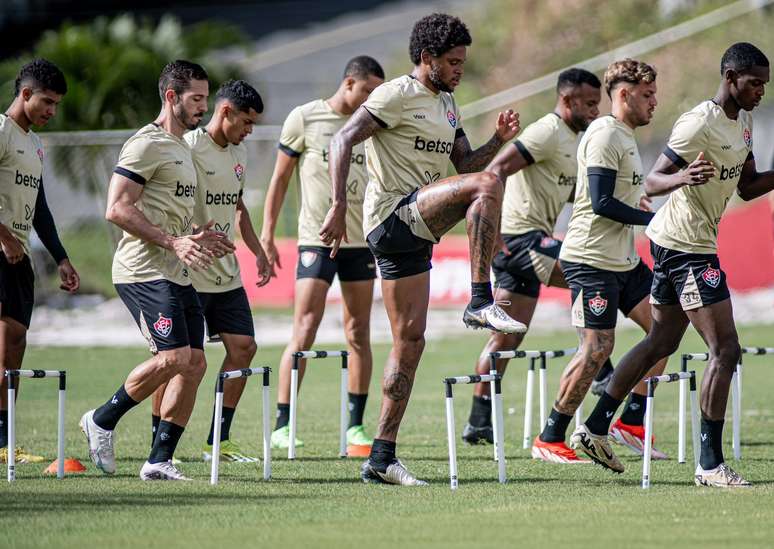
left=681, top=152, right=715, bottom=186
left=171, top=235, right=214, bottom=271
left=638, top=195, right=653, bottom=212
left=495, top=110, right=520, bottom=142
left=191, top=220, right=236, bottom=258
left=1, top=234, right=25, bottom=264
left=255, top=247, right=275, bottom=288
left=57, top=258, right=80, bottom=293
left=260, top=237, right=282, bottom=270
left=496, top=234, right=511, bottom=256
left=319, top=205, right=348, bottom=258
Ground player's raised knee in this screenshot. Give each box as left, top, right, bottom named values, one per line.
left=476, top=171, right=504, bottom=198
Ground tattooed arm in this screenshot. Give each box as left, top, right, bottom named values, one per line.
left=319, top=107, right=382, bottom=257
left=450, top=109, right=521, bottom=174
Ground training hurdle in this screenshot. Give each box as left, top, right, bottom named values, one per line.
left=489, top=348, right=578, bottom=450
left=444, top=373, right=506, bottom=490
left=680, top=346, right=774, bottom=461
left=289, top=350, right=348, bottom=459
left=5, top=369, right=66, bottom=482
left=642, top=371, right=700, bottom=489
left=210, top=367, right=271, bottom=485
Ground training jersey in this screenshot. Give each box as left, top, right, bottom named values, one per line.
left=647, top=100, right=754, bottom=254
left=560, top=115, right=644, bottom=271
left=502, top=113, right=580, bottom=235
left=361, top=74, right=463, bottom=242
left=0, top=114, right=44, bottom=257
left=279, top=99, right=368, bottom=247
left=185, top=128, right=246, bottom=293
left=112, top=123, right=197, bottom=286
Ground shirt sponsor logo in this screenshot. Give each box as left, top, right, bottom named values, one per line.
left=175, top=181, right=196, bottom=197
left=719, top=162, right=745, bottom=181
left=588, top=293, right=608, bottom=316
left=414, top=136, right=453, bottom=155
left=557, top=173, right=576, bottom=186
left=413, top=113, right=426, bottom=120
left=424, top=171, right=441, bottom=184
left=14, top=170, right=41, bottom=189
left=702, top=266, right=721, bottom=288
left=234, top=163, right=244, bottom=181
left=205, top=190, right=239, bottom=205
left=24, top=204, right=35, bottom=221
left=743, top=128, right=752, bottom=148
left=322, top=150, right=365, bottom=165
left=153, top=314, right=173, bottom=337
left=632, top=172, right=643, bottom=186
left=214, top=222, right=231, bottom=234
left=447, top=110, right=457, bottom=128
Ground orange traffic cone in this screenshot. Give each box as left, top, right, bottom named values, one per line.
left=346, top=444, right=371, bottom=458
left=44, top=458, right=87, bottom=475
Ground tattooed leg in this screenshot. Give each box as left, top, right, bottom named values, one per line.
left=554, top=328, right=615, bottom=415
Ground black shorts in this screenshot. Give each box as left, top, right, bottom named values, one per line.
left=115, top=280, right=205, bottom=353
left=0, top=254, right=34, bottom=328
left=296, top=246, right=376, bottom=284
left=649, top=242, right=730, bottom=311
left=561, top=259, right=653, bottom=330
left=366, top=190, right=435, bottom=280
left=198, top=286, right=255, bottom=338
left=493, top=231, right=561, bottom=298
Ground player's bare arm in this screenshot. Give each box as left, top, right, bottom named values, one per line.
left=260, top=150, right=299, bottom=270
left=736, top=153, right=774, bottom=200
left=644, top=151, right=716, bottom=196
left=237, top=196, right=273, bottom=286
left=450, top=109, right=520, bottom=175
left=320, top=106, right=381, bottom=255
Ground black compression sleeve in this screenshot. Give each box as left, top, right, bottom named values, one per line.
left=32, top=181, right=68, bottom=264
left=588, top=167, right=654, bottom=226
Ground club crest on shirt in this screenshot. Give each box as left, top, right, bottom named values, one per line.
left=153, top=314, right=173, bottom=337
left=234, top=163, right=244, bottom=181
left=702, top=266, right=721, bottom=288
left=588, top=293, right=608, bottom=316
left=36, top=148, right=44, bottom=161
left=743, top=128, right=752, bottom=148
left=447, top=110, right=457, bottom=128
left=300, top=251, right=318, bottom=268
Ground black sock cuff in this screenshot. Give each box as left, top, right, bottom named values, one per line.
left=157, top=420, right=185, bottom=436
left=370, top=438, right=396, bottom=463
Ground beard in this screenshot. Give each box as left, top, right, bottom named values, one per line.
left=174, top=102, right=203, bottom=130
left=429, top=62, right=454, bottom=93
left=570, top=112, right=591, bottom=132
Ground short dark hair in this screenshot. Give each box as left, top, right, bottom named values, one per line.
left=409, top=13, right=471, bottom=65
left=556, top=68, right=601, bottom=95
left=215, top=79, right=263, bottom=114
left=721, top=42, right=769, bottom=75
left=158, top=60, right=208, bottom=102
left=14, top=58, right=67, bottom=97
left=343, top=56, right=385, bottom=81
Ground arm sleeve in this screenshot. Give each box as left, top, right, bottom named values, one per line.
left=362, top=82, right=402, bottom=129
left=278, top=107, right=305, bottom=158
left=663, top=112, right=707, bottom=169
left=114, top=136, right=159, bottom=184
left=514, top=118, right=557, bottom=165
left=589, top=167, right=654, bottom=226
left=32, top=181, right=68, bottom=263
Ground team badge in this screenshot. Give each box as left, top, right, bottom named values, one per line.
left=743, top=128, right=752, bottom=148
left=702, top=266, right=721, bottom=288
left=540, top=236, right=558, bottom=249
left=36, top=148, right=44, bottom=161
left=447, top=110, right=457, bottom=128
left=588, top=293, right=608, bottom=316
left=300, top=251, right=318, bottom=268
left=153, top=314, right=173, bottom=337
left=234, top=163, right=244, bottom=181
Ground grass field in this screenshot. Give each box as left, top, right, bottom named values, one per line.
left=2, top=323, right=774, bottom=548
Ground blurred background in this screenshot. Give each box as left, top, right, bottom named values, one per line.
left=3, top=0, right=774, bottom=344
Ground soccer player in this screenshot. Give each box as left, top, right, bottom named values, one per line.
left=260, top=56, right=384, bottom=454
left=0, top=59, right=80, bottom=464
left=148, top=79, right=272, bottom=463
left=80, top=60, right=235, bottom=481
left=461, top=68, right=603, bottom=457
left=576, top=43, right=771, bottom=488
left=323, top=13, right=524, bottom=485
left=553, top=58, right=670, bottom=472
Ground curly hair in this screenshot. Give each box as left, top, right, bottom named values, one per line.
left=14, top=58, right=67, bottom=97
left=721, top=42, right=769, bottom=75
left=158, top=60, right=208, bottom=102
left=603, top=59, right=657, bottom=98
left=216, top=79, right=263, bottom=114
left=409, top=13, right=471, bottom=65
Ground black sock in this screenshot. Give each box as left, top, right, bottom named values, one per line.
left=0, top=410, right=7, bottom=448
left=369, top=438, right=396, bottom=467
left=207, top=406, right=235, bottom=445
left=470, top=282, right=494, bottom=309
left=540, top=408, right=573, bottom=443
left=275, top=403, right=290, bottom=430
left=618, top=393, right=647, bottom=426
left=699, top=418, right=725, bottom=470
left=148, top=420, right=185, bottom=464
left=151, top=414, right=161, bottom=448
left=347, top=393, right=368, bottom=429
left=594, top=358, right=614, bottom=382
left=468, top=395, right=492, bottom=428
left=585, top=392, right=623, bottom=436
left=92, top=385, right=139, bottom=431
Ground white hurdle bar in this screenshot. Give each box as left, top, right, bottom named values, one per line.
left=289, top=350, right=348, bottom=460
left=490, top=348, right=577, bottom=449
left=210, top=367, right=272, bottom=485
left=444, top=373, right=506, bottom=490
left=642, top=371, right=699, bottom=489
left=5, top=369, right=66, bottom=482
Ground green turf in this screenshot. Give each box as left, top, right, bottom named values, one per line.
left=2, top=324, right=774, bottom=548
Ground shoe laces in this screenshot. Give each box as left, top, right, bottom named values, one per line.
left=97, top=429, right=114, bottom=454
left=719, top=463, right=743, bottom=483
left=158, top=460, right=184, bottom=477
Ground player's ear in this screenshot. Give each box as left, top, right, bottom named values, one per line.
left=21, top=87, right=33, bottom=101
left=420, top=49, right=433, bottom=66
left=164, top=87, right=177, bottom=105
left=343, top=76, right=356, bottom=91
left=723, top=68, right=738, bottom=86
